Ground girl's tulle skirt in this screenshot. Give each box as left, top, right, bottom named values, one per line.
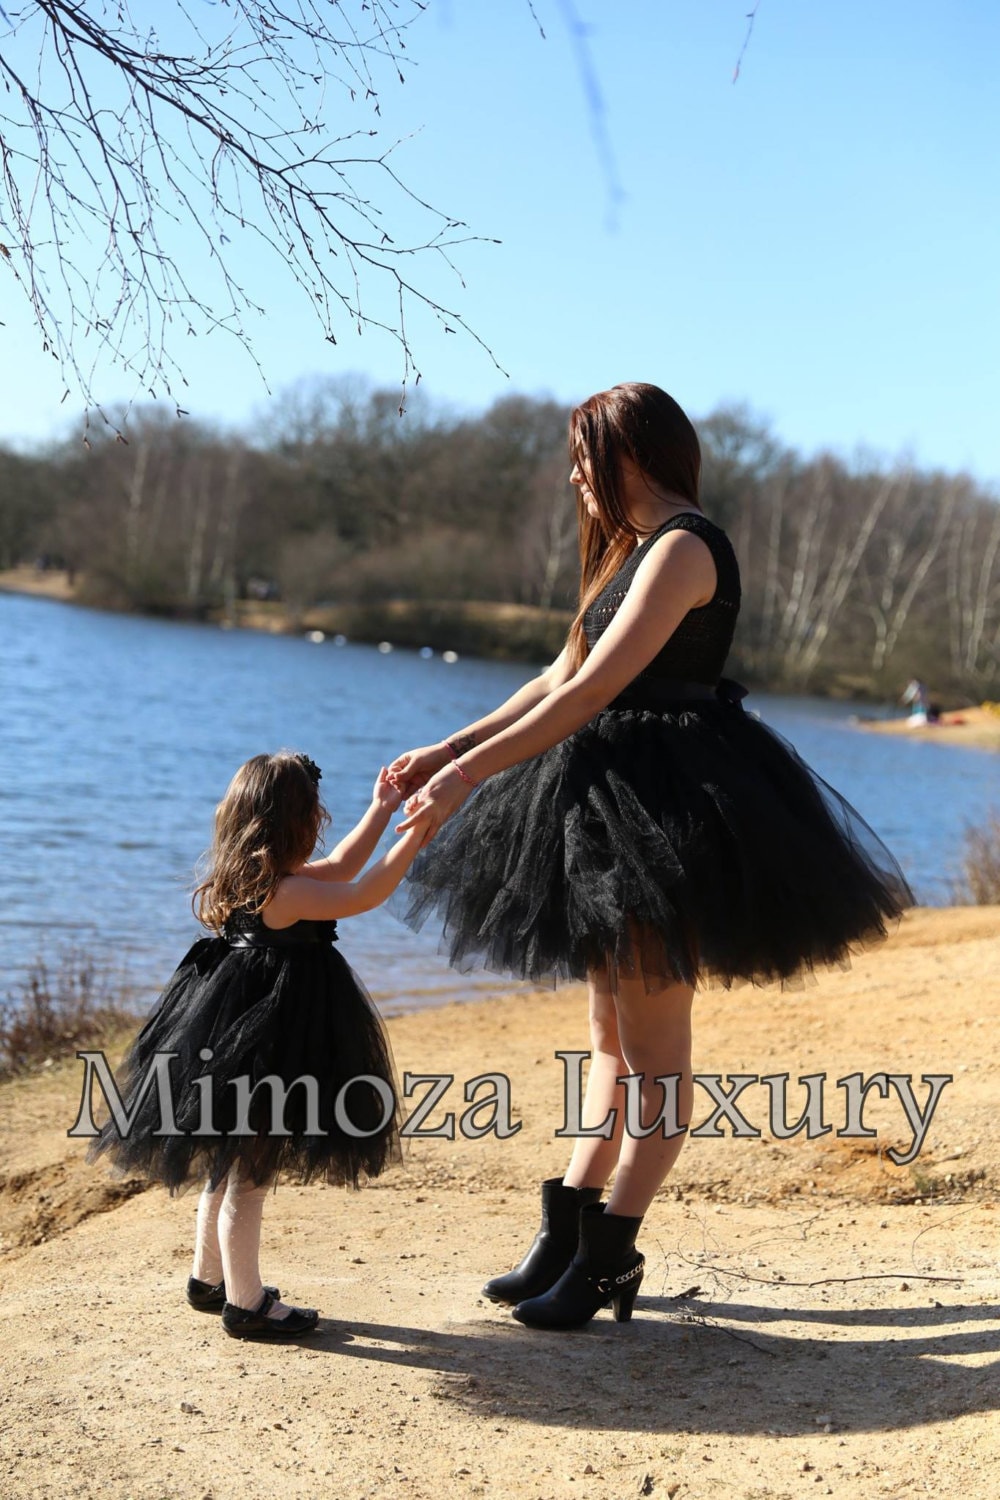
left=401, top=695, right=913, bottom=990
left=89, top=936, right=400, bottom=1191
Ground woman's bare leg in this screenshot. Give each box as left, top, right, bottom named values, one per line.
left=605, top=969, right=694, bottom=1219
left=562, top=967, right=628, bottom=1191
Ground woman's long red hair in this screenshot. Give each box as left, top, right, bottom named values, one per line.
left=565, top=383, right=702, bottom=670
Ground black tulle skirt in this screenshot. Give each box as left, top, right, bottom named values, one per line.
left=401, top=692, right=913, bottom=990
left=88, top=931, right=400, bottom=1191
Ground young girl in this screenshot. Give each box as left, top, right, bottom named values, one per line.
left=90, top=751, right=427, bottom=1341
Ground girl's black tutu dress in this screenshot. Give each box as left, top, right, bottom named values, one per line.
left=402, top=513, right=912, bottom=988
left=89, top=913, right=399, bottom=1191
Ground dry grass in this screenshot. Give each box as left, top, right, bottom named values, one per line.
left=956, top=808, right=1000, bottom=904
left=0, top=950, right=140, bottom=1078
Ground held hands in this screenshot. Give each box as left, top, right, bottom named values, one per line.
left=376, top=766, right=437, bottom=847
left=395, top=762, right=472, bottom=840
left=372, top=766, right=405, bottom=814
left=386, top=742, right=452, bottom=798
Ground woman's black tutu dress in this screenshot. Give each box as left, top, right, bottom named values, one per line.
left=402, top=513, right=913, bottom=989
left=89, top=913, right=399, bottom=1191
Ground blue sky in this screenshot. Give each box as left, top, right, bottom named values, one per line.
left=2, top=0, right=998, bottom=482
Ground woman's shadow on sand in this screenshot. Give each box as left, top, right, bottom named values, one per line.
left=302, top=1291, right=1000, bottom=1436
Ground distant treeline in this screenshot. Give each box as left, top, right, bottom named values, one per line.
left=3, top=376, right=998, bottom=699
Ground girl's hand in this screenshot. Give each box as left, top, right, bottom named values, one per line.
left=395, top=764, right=473, bottom=838
left=372, top=766, right=404, bottom=813
left=387, top=743, right=452, bottom=797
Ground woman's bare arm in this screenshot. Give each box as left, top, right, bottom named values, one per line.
left=448, top=644, right=576, bottom=747
left=388, top=645, right=575, bottom=792
left=397, top=531, right=716, bottom=831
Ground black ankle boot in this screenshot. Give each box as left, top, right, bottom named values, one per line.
left=481, top=1178, right=603, bottom=1304
left=511, top=1203, right=644, bottom=1330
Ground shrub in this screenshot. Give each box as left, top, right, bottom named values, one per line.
left=956, top=809, right=1000, bottom=905
left=0, top=950, right=140, bottom=1078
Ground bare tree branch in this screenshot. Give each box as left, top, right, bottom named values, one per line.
left=0, top=0, right=503, bottom=428
left=553, top=0, right=623, bottom=226
left=732, top=1, right=762, bottom=85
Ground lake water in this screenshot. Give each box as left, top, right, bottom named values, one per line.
left=1, top=591, right=997, bottom=1012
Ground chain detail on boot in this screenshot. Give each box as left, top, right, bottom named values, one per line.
left=482, top=1178, right=602, bottom=1304
left=511, top=1203, right=645, bottom=1330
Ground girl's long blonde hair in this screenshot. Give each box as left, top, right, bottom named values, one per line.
left=565, top=383, right=702, bottom=671
left=193, top=752, right=329, bottom=932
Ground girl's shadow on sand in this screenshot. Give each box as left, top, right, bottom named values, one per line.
left=303, top=1294, right=1000, bottom=1436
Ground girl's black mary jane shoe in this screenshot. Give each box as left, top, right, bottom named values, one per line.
left=186, top=1276, right=280, bottom=1313
left=221, top=1289, right=320, bottom=1340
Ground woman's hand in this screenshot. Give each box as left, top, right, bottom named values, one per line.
left=387, top=742, right=452, bottom=797
left=395, top=763, right=473, bottom=839
left=371, top=766, right=404, bottom=814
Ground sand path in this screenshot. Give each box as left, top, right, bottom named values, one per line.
left=1, top=907, right=998, bottom=1499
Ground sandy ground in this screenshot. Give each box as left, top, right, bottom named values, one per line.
left=855, top=705, right=1000, bottom=753
left=0, top=566, right=77, bottom=601
left=1, top=906, right=998, bottom=1500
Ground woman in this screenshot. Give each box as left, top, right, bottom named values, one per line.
left=390, top=382, right=911, bottom=1331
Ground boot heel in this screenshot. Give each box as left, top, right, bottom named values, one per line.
left=613, top=1270, right=643, bottom=1322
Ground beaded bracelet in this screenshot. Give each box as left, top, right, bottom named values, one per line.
left=451, top=760, right=477, bottom=788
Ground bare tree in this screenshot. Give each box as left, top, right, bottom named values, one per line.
left=747, top=457, right=893, bottom=685
left=858, top=472, right=958, bottom=679
left=0, top=1, right=498, bottom=427
left=946, top=492, right=1000, bottom=685
left=520, top=454, right=577, bottom=610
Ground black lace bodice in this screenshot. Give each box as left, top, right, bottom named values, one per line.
left=583, top=512, right=741, bottom=686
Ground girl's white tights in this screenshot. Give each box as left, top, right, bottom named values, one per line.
left=192, top=1171, right=291, bottom=1318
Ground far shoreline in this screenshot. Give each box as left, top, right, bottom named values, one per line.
left=0, top=565, right=570, bottom=668
left=3, top=564, right=995, bottom=716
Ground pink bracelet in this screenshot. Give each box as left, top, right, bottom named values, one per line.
left=444, top=737, right=477, bottom=786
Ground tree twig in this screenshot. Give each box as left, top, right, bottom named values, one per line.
left=0, top=0, right=500, bottom=427
left=732, top=1, right=762, bottom=84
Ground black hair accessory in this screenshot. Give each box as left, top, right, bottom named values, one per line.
left=297, top=754, right=322, bottom=785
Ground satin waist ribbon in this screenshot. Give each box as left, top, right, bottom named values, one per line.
left=224, top=919, right=339, bottom=949
left=608, top=677, right=749, bottom=711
